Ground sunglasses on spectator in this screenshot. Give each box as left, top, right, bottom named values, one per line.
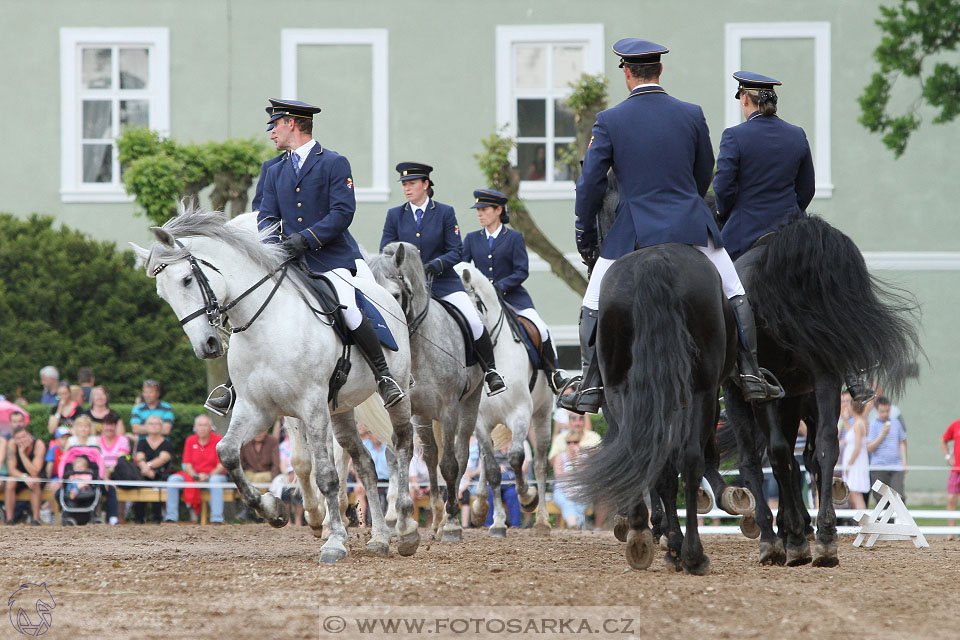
left=567, top=440, right=580, bottom=445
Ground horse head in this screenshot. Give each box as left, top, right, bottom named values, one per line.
left=456, top=264, right=500, bottom=328
left=370, top=241, right=428, bottom=324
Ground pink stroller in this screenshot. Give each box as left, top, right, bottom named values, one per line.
left=57, top=447, right=106, bottom=525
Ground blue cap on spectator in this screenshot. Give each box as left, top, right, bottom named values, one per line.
left=265, top=98, right=321, bottom=131
left=55, top=426, right=71, bottom=438
left=613, top=38, right=669, bottom=68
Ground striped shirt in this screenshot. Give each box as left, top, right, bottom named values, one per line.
left=867, top=417, right=905, bottom=469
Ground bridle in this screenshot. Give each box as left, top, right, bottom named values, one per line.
left=152, top=239, right=294, bottom=335
left=398, top=272, right=432, bottom=334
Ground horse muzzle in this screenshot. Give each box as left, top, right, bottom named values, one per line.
left=199, top=334, right=225, bottom=359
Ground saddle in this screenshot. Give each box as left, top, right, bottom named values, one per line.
left=303, top=272, right=398, bottom=351
left=498, top=301, right=541, bottom=392
left=432, top=296, right=477, bottom=367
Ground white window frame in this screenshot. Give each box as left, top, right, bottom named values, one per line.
left=281, top=29, right=389, bottom=203
left=59, top=27, right=169, bottom=203
left=496, top=24, right=604, bottom=200
left=724, top=22, right=833, bottom=198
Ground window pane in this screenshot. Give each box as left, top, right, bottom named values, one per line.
left=82, top=144, right=113, bottom=183
left=82, top=100, right=112, bottom=138
left=517, top=99, right=546, bottom=137
left=82, top=48, right=112, bottom=89
left=121, top=100, right=149, bottom=128
left=554, top=99, right=575, bottom=138
left=552, top=46, right=584, bottom=89
left=518, top=143, right=546, bottom=182
left=119, top=48, right=149, bottom=89
left=554, top=144, right=574, bottom=181
left=515, top=45, right=545, bottom=89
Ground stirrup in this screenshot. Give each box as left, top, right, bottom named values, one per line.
left=484, top=370, right=506, bottom=397
left=548, top=370, right=572, bottom=395
left=739, top=368, right=785, bottom=403
left=204, top=384, right=236, bottom=417
left=377, top=376, right=405, bottom=409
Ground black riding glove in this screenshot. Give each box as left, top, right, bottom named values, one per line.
left=579, top=243, right=600, bottom=273
left=423, top=262, right=439, bottom=279
left=282, top=233, right=309, bottom=258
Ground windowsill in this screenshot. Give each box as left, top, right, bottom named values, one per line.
left=60, top=189, right=135, bottom=204
left=355, top=187, right=391, bottom=203
left=518, top=181, right=575, bottom=200
left=813, top=183, right=833, bottom=199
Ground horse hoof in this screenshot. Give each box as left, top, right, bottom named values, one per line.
left=624, top=529, right=655, bottom=570
left=470, top=499, right=489, bottom=527
left=786, top=540, right=812, bottom=567
left=739, top=513, right=761, bottom=539
left=365, top=537, right=390, bottom=557
left=613, top=515, right=629, bottom=543
left=659, top=535, right=670, bottom=551
left=812, top=541, right=839, bottom=567
left=662, top=552, right=682, bottom=572
left=489, top=525, right=507, bottom=539
left=268, top=515, right=288, bottom=529
left=441, top=528, right=463, bottom=543
left=534, top=521, right=552, bottom=537
left=319, top=547, right=347, bottom=564
left=832, top=478, right=850, bottom=504
left=722, top=486, right=756, bottom=515
left=397, top=531, right=420, bottom=557
left=311, top=525, right=325, bottom=539
left=696, top=487, right=714, bottom=514
left=683, top=556, right=711, bottom=576
left=758, top=539, right=786, bottom=566
left=520, top=493, right=539, bottom=513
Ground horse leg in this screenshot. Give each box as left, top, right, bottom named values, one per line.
left=281, top=418, right=325, bottom=537
left=624, top=498, right=655, bottom=570
left=330, top=412, right=390, bottom=557
left=302, top=413, right=349, bottom=564
left=321, top=436, right=349, bottom=539
left=654, top=466, right=683, bottom=572
left=530, top=406, right=553, bottom=535
left=508, top=420, right=537, bottom=514
left=441, top=395, right=480, bottom=542
left=810, top=378, right=841, bottom=567
left=474, top=418, right=505, bottom=537
left=678, top=394, right=713, bottom=575
left=386, top=399, right=418, bottom=556
left=470, top=453, right=490, bottom=528
left=415, top=421, right=444, bottom=537
left=722, top=381, right=784, bottom=565
left=217, top=401, right=287, bottom=527
left=384, top=447, right=399, bottom=530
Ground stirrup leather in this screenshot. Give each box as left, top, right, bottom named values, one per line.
left=204, top=383, right=236, bottom=417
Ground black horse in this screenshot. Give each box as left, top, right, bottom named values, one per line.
left=722, top=215, right=921, bottom=567
left=569, top=243, right=738, bottom=574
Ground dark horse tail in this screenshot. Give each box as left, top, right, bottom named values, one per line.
left=751, top=215, right=921, bottom=397
left=569, top=253, right=698, bottom=511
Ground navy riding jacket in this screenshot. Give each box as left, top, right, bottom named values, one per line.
left=462, top=226, right=534, bottom=310
left=380, top=199, right=465, bottom=297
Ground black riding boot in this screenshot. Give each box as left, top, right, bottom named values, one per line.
left=540, top=336, right=572, bottom=394
left=558, top=307, right=603, bottom=414
left=473, top=328, right=506, bottom=396
left=351, top=316, right=405, bottom=408
left=730, top=295, right=785, bottom=403
left=205, top=378, right=235, bottom=416
left=844, top=373, right=877, bottom=411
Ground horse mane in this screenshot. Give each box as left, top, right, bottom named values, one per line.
left=457, top=264, right=500, bottom=316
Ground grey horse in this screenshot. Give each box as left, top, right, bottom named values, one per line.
left=369, top=242, right=484, bottom=542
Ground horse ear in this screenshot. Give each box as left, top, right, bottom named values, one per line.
left=150, top=226, right=176, bottom=247
left=462, top=268, right=472, bottom=284
left=394, top=242, right=405, bottom=265
left=129, top=242, right=151, bottom=263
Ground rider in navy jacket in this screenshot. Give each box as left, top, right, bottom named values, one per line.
left=713, top=71, right=815, bottom=261
left=560, top=40, right=783, bottom=414
left=380, top=163, right=505, bottom=396
left=462, top=189, right=571, bottom=394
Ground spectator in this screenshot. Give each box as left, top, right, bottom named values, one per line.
left=840, top=397, right=872, bottom=511
left=87, top=386, right=126, bottom=436
left=39, top=366, right=60, bottom=406
left=274, top=431, right=303, bottom=526
left=70, top=385, right=85, bottom=409
left=47, top=381, right=82, bottom=434
left=547, top=412, right=601, bottom=465
left=866, top=396, right=907, bottom=505
left=66, top=415, right=99, bottom=449
left=64, top=455, right=95, bottom=501
left=5, top=425, right=46, bottom=525
left=551, top=431, right=588, bottom=529
left=133, top=415, right=174, bottom=524
left=166, top=414, right=227, bottom=524
left=362, top=430, right=390, bottom=514
left=44, top=426, right=71, bottom=488
left=77, top=367, right=95, bottom=404
left=97, top=412, right=128, bottom=526
left=409, top=437, right=431, bottom=527
left=458, top=436, right=480, bottom=526
left=484, top=438, right=526, bottom=529
left=239, top=431, right=281, bottom=485
left=130, top=379, right=174, bottom=438
left=13, top=386, right=28, bottom=407
left=941, top=417, right=960, bottom=527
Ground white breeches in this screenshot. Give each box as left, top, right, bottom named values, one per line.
left=354, top=258, right=375, bottom=282
left=581, top=238, right=744, bottom=311
left=512, top=306, right=550, bottom=343
left=441, top=291, right=484, bottom=340
left=323, top=268, right=363, bottom=330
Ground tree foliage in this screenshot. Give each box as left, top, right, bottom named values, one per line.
left=0, top=214, right=206, bottom=404
left=558, top=73, right=609, bottom=181
left=117, top=127, right=271, bottom=225
left=858, top=0, right=960, bottom=157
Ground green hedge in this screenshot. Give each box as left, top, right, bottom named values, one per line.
left=22, top=402, right=208, bottom=466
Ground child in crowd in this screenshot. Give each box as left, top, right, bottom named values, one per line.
left=65, top=455, right=95, bottom=501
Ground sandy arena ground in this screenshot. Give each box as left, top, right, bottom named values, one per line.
left=1, top=524, right=956, bottom=640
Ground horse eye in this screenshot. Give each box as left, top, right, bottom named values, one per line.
left=182, top=275, right=193, bottom=286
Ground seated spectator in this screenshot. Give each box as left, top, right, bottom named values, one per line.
left=98, top=412, right=129, bottom=525
left=77, top=367, right=95, bottom=405
left=48, top=381, right=82, bottom=435
left=484, top=437, right=525, bottom=529
left=87, top=387, right=126, bottom=436
left=65, top=455, right=95, bottom=501
left=166, top=414, right=226, bottom=524
left=362, top=430, right=390, bottom=514
left=4, top=425, right=47, bottom=525
left=70, top=385, right=85, bottom=410
left=551, top=431, right=588, bottom=529
left=133, top=416, right=174, bottom=524
left=44, top=426, right=72, bottom=488
left=66, top=415, right=99, bottom=449
left=458, top=436, right=480, bottom=527
left=239, top=431, right=281, bottom=485
left=39, top=366, right=60, bottom=406
left=130, top=379, right=174, bottom=439
left=547, top=411, right=601, bottom=466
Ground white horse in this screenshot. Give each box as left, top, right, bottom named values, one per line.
left=130, top=204, right=418, bottom=563
left=457, top=265, right=555, bottom=536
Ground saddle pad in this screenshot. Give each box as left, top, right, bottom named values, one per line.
left=512, top=313, right=541, bottom=369
left=306, top=273, right=397, bottom=351
left=356, top=289, right=398, bottom=351
left=432, top=296, right=477, bottom=367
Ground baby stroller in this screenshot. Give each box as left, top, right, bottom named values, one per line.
left=57, top=447, right=105, bottom=525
